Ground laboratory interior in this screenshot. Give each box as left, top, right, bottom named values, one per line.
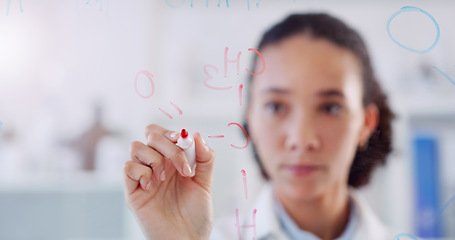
left=0, top=0, right=454, bottom=239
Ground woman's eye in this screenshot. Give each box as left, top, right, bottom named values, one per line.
left=322, top=103, right=342, bottom=115
left=265, top=102, right=286, bottom=114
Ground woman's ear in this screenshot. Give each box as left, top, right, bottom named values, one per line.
left=359, top=103, right=379, bottom=148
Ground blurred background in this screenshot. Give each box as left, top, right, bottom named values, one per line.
left=0, top=0, right=455, bottom=239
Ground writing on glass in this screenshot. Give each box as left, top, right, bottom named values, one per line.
left=165, top=0, right=274, bottom=10
left=392, top=192, right=455, bottom=238
left=158, top=101, right=183, bottom=119
left=387, top=6, right=455, bottom=238
left=432, top=66, right=455, bottom=86
left=84, top=0, right=110, bottom=15
left=203, top=47, right=265, bottom=106
left=207, top=122, right=249, bottom=149
left=241, top=169, right=248, bottom=200
left=234, top=170, right=257, bottom=240
left=208, top=135, right=224, bottom=138
left=246, top=0, right=260, bottom=11
left=5, top=0, right=23, bottom=16
left=235, top=208, right=257, bottom=240
left=387, top=6, right=455, bottom=88
left=134, top=70, right=183, bottom=119
left=387, top=6, right=439, bottom=54
left=424, top=193, right=455, bottom=226
left=165, top=0, right=299, bottom=10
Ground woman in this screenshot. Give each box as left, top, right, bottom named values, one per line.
left=123, top=13, right=395, bottom=240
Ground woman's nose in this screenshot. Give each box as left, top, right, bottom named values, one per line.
left=284, top=113, right=321, bottom=153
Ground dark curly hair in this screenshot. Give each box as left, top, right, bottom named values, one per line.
left=243, top=13, right=395, bottom=188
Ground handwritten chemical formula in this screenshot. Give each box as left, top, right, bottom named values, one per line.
left=5, top=0, right=23, bottom=15
left=203, top=47, right=265, bottom=106
left=134, top=70, right=184, bottom=120
left=84, top=0, right=109, bottom=15
left=165, top=0, right=296, bottom=11
left=235, top=169, right=257, bottom=240
left=132, top=3, right=455, bottom=240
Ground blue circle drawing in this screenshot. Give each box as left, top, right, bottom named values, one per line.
left=386, top=6, right=440, bottom=54
left=165, top=0, right=186, bottom=8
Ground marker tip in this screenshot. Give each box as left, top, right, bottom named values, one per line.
left=181, top=129, right=189, bottom=138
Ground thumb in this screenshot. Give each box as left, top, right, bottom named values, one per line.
left=193, top=132, right=215, bottom=189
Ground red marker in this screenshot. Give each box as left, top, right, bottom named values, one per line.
left=176, top=129, right=196, bottom=177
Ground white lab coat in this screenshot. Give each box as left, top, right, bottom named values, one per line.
left=210, top=183, right=395, bottom=240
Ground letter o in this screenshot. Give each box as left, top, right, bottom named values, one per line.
left=386, top=6, right=440, bottom=54
left=134, top=70, right=155, bottom=99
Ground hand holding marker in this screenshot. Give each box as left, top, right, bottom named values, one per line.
left=176, top=129, right=196, bottom=177
left=123, top=124, right=215, bottom=240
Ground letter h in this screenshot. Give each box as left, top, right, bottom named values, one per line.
left=234, top=208, right=257, bottom=240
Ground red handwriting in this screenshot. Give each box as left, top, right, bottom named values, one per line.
left=158, top=101, right=183, bottom=119
left=207, top=122, right=249, bottom=149
left=203, top=47, right=265, bottom=88
left=239, top=84, right=244, bottom=106
left=224, top=47, right=242, bottom=78
left=204, top=47, right=266, bottom=106
left=235, top=172, right=257, bottom=239
left=203, top=47, right=265, bottom=106
left=134, top=70, right=183, bottom=120
left=134, top=70, right=155, bottom=99
left=241, top=169, right=248, bottom=200
left=228, top=122, right=249, bottom=149
left=203, top=64, right=232, bottom=90
left=208, top=135, right=225, bottom=138
left=158, top=108, right=173, bottom=119
left=235, top=208, right=257, bottom=240
left=245, top=48, right=265, bottom=76
left=170, top=101, right=183, bottom=115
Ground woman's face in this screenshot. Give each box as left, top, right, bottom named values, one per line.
left=247, top=34, right=378, bottom=200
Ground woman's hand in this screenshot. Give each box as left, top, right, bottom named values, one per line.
left=123, top=124, right=216, bottom=240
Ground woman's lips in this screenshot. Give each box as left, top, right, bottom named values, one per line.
left=284, top=165, right=320, bottom=177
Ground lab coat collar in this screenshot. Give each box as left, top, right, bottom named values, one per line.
left=349, top=188, right=392, bottom=239
left=241, top=183, right=392, bottom=240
